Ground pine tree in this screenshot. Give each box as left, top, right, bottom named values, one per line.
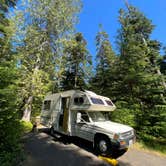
left=0, top=0, right=16, bottom=57
left=0, top=1, right=23, bottom=165
left=116, top=5, right=166, bottom=138
left=91, top=26, right=116, bottom=98
left=61, top=32, right=92, bottom=90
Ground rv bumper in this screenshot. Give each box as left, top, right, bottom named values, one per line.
left=108, top=136, right=136, bottom=158
left=111, top=136, right=136, bottom=150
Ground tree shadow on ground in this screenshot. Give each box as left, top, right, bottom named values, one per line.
left=36, top=128, right=132, bottom=166
left=22, top=130, right=109, bottom=166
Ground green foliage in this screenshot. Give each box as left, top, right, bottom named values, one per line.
left=160, top=48, right=166, bottom=92
left=111, top=108, right=136, bottom=128
left=0, top=0, right=165, bottom=163
left=0, top=119, right=23, bottom=166
left=61, top=32, right=92, bottom=90
left=136, top=106, right=166, bottom=138
left=90, top=6, right=166, bottom=151
left=0, top=0, right=17, bottom=56
left=90, top=25, right=116, bottom=97
left=14, top=0, right=82, bottom=121
left=0, top=0, right=16, bottom=12
left=111, top=5, right=166, bottom=143
left=0, top=58, right=22, bottom=166
left=20, top=120, right=33, bottom=134
left=0, top=0, right=24, bottom=165
left=138, top=134, right=166, bottom=154
left=0, top=120, right=32, bottom=166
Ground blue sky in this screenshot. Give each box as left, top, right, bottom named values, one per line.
left=76, top=0, right=166, bottom=56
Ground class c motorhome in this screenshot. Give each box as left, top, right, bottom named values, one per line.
left=40, top=90, right=136, bottom=157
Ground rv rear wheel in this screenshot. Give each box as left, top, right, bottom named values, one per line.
left=95, top=136, right=111, bottom=156
left=50, top=127, right=54, bottom=136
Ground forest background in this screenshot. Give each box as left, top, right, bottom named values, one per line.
left=0, top=0, right=165, bottom=165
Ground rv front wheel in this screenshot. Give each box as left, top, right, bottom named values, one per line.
left=95, top=136, right=111, bottom=156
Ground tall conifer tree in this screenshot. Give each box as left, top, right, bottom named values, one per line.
left=116, top=5, right=165, bottom=138
left=91, top=26, right=116, bottom=97
left=61, top=32, right=92, bottom=90
left=0, top=1, right=22, bottom=165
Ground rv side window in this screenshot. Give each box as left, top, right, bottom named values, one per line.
left=43, top=100, right=51, bottom=110
left=78, top=111, right=90, bottom=122
left=105, top=100, right=113, bottom=106
left=90, top=97, right=104, bottom=105
left=74, top=97, right=84, bottom=105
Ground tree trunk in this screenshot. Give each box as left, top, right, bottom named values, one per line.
left=22, top=62, right=40, bottom=121
left=74, top=63, right=78, bottom=88
left=22, top=96, right=33, bottom=122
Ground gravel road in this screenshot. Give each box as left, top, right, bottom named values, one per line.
left=22, top=130, right=166, bottom=166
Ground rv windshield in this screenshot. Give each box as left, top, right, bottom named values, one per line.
left=88, top=112, right=110, bottom=122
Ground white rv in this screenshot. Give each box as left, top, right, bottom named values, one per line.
left=40, top=90, right=136, bottom=157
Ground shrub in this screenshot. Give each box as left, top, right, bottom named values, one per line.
left=0, top=119, right=23, bottom=166
left=20, top=120, right=33, bottom=134
left=111, top=108, right=136, bottom=128
left=0, top=120, right=32, bottom=166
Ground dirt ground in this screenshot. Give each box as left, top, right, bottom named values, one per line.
left=22, top=130, right=166, bottom=166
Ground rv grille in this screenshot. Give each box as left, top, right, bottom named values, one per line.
left=121, top=131, right=133, bottom=138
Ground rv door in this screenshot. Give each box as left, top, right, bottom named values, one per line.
left=40, top=100, right=52, bottom=127
left=75, top=111, right=93, bottom=141
left=59, top=97, right=70, bottom=134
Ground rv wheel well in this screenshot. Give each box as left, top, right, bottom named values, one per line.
left=94, top=133, right=110, bottom=143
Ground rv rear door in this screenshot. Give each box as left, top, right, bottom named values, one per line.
left=40, top=100, right=52, bottom=127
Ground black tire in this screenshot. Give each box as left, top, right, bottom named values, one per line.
left=50, top=127, right=54, bottom=136
left=95, top=136, right=111, bottom=156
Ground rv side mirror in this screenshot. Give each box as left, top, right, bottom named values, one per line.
left=76, top=112, right=82, bottom=123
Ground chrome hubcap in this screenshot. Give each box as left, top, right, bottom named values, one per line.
left=99, top=140, right=107, bottom=152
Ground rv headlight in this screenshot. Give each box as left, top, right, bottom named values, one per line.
left=113, top=133, right=119, bottom=140
left=120, top=140, right=126, bottom=146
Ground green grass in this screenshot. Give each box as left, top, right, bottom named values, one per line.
left=141, top=140, right=166, bottom=155
left=20, top=120, right=33, bottom=134
left=134, top=135, right=166, bottom=156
